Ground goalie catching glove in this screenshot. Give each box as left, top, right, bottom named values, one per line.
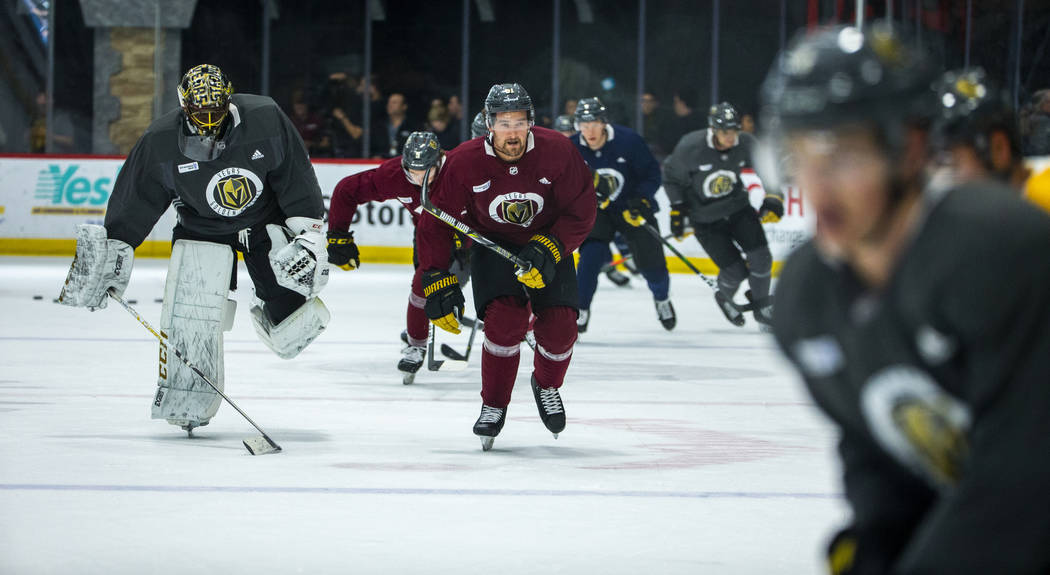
left=622, top=197, right=654, bottom=227
left=326, top=229, right=360, bottom=270
left=59, top=223, right=134, bottom=311
left=422, top=269, right=465, bottom=334
left=516, top=233, right=563, bottom=289
left=267, top=216, right=329, bottom=298
left=758, top=196, right=785, bottom=224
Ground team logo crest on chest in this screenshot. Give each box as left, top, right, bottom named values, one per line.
left=488, top=192, right=544, bottom=227
left=205, top=167, right=264, bottom=217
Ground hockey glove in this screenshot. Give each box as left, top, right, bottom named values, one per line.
left=59, top=223, right=134, bottom=311
left=592, top=172, right=617, bottom=209
left=669, top=204, right=687, bottom=239
left=758, top=196, right=785, bottom=224
left=268, top=216, right=329, bottom=298
left=422, top=269, right=465, bottom=334
left=516, top=233, right=563, bottom=290
left=326, top=229, right=360, bottom=270
left=622, top=197, right=654, bottom=227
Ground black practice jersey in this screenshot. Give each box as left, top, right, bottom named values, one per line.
left=773, top=182, right=1050, bottom=573
left=664, top=129, right=778, bottom=223
left=105, top=94, right=324, bottom=247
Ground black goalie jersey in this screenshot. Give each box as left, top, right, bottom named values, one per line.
left=104, top=94, right=324, bottom=247
left=663, top=129, right=779, bottom=223
left=772, top=183, right=1050, bottom=573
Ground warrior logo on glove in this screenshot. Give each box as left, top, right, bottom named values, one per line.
left=206, top=167, right=263, bottom=217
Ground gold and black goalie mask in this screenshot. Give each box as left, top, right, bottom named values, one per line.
left=178, top=64, right=233, bottom=137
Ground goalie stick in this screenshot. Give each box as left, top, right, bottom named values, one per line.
left=107, top=290, right=282, bottom=455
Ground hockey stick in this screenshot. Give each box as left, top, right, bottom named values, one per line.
left=440, top=318, right=482, bottom=362
left=107, top=290, right=282, bottom=455
left=599, top=230, right=691, bottom=274
left=418, top=166, right=532, bottom=272
left=640, top=222, right=754, bottom=314
left=427, top=322, right=468, bottom=371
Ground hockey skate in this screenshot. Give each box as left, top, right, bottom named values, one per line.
left=398, top=344, right=426, bottom=385
left=577, top=309, right=590, bottom=334
left=714, top=290, right=746, bottom=327
left=473, top=404, right=507, bottom=451
left=531, top=375, right=565, bottom=438
left=654, top=298, right=676, bottom=331
left=748, top=291, right=774, bottom=332
left=604, top=268, right=631, bottom=287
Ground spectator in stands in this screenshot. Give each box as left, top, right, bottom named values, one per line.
left=324, top=72, right=363, bottom=158
left=358, top=75, right=387, bottom=157
left=640, top=90, right=671, bottom=160
left=1022, top=89, right=1050, bottom=156
left=447, top=94, right=464, bottom=135
left=289, top=89, right=329, bottom=157
left=741, top=113, right=756, bottom=135
left=28, top=91, right=75, bottom=153
left=426, top=100, right=460, bottom=149
left=660, top=87, right=704, bottom=154
left=378, top=92, right=414, bottom=158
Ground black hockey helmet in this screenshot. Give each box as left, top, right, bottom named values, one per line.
left=471, top=111, right=489, bottom=139
left=932, top=67, right=1021, bottom=164
left=761, top=23, right=937, bottom=139
left=574, top=97, right=608, bottom=126
left=708, top=102, right=742, bottom=130
left=402, top=132, right=442, bottom=173
left=553, top=114, right=575, bottom=133
left=177, top=64, right=233, bottom=137
left=484, top=83, right=535, bottom=128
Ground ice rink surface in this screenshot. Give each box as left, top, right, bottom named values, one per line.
left=0, top=256, right=847, bottom=574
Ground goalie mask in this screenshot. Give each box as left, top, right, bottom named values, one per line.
left=177, top=64, right=234, bottom=161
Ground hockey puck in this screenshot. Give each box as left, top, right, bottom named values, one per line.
left=32, top=295, right=43, bottom=300
left=127, top=299, right=138, bottom=304
left=154, top=298, right=164, bottom=303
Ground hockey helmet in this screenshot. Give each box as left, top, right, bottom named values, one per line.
left=484, top=83, right=535, bottom=128
left=471, top=111, right=489, bottom=139
left=574, top=97, right=608, bottom=127
left=708, top=102, right=742, bottom=130
left=177, top=64, right=233, bottom=137
left=931, top=67, right=1020, bottom=166
left=553, top=114, right=575, bottom=134
left=401, top=131, right=442, bottom=171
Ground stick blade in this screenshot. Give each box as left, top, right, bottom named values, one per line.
left=440, top=343, right=467, bottom=361
left=243, top=436, right=282, bottom=455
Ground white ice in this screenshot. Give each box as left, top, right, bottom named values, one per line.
left=0, top=256, right=847, bottom=574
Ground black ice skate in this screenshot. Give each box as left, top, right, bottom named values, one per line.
left=714, top=290, right=746, bottom=327
left=576, top=309, right=590, bottom=334
left=604, top=268, right=631, bottom=287
left=749, top=292, right=774, bottom=330
left=398, top=345, right=426, bottom=385
left=531, top=375, right=565, bottom=438
left=473, top=404, right=507, bottom=451
left=654, top=298, right=676, bottom=331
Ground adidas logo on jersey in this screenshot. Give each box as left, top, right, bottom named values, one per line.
left=251, top=149, right=265, bottom=160
left=616, top=157, right=626, bottom=163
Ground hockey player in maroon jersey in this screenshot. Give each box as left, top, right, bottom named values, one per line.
left=326, top=131, right=466, bottom=384
left=415, top=83, right=596, bottom=449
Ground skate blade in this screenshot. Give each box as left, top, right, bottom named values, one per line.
left=552, top=433, right=559, bottom=439
left=243, top=436, right=282, bottom=456
left=401, top=372, right=416, bottom=385
left=480, top=436, right=494, bottom=451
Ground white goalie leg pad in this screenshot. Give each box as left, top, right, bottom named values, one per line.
left=251, top=296, right=330, bottom=359
left=152, top=240, right=234, bottom=429
left=59, top=223, right=134, bottom=310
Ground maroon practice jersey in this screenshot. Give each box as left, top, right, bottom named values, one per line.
left=416, top=126, right=596, bottom=270
left=328, top=155, right=439, bottom=231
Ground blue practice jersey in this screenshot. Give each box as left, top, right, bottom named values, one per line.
left=573, top=123, right=662, bottom=212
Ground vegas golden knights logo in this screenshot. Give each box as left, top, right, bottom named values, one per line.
left=702, top=169, right=738, bottom=199
left=205, top=167, right=264, bottom=217
left=502, top=200, right=534, bottom=225
left=488, top=192, right=545, bottom=227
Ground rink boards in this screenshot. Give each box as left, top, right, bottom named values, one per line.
left=0, top=154, right=814, bottom=274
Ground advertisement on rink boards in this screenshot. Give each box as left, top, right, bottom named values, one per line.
left=0, top=155, right=813, bottom=271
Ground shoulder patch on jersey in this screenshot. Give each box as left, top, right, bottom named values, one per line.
left=699, top=164, right=713, bottom=171
left=539, top=177, right=552, bottom=185
left=616, top=157, right=626, bottom=163
left=397, top=197, right=413, bottom=204
left=792, top=335, right=843, bottom=378
left=178, top=162, right=199, bottom=174
left=915, top=325, right=957, bottom=365
left=473, top=180, right=491, bottom=193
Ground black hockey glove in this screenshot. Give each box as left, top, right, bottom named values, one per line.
left=758, top=196, right=785, bottom=224
left=669, top=204, right=687, bottom=239
left=326, top=229, right=360, bottom=270
left=622, top=197, right=654, bottom=227
left=592, top=172, right=617, bottom=209
left=516, top=233, right=563, bottom=290
left=422, top=269, right=465, bottom=334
